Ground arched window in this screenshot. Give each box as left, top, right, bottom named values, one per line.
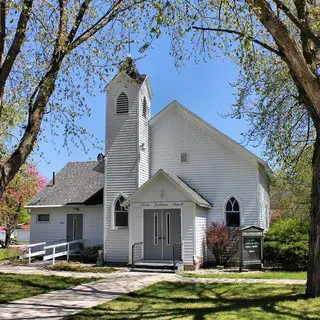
left=114, top=195, right=128, bottom=227
left=226, top=197, right=240, bottom=227
left=142, top=96, right=148, bottom=118
left=116, top=92, right=129, bottom=114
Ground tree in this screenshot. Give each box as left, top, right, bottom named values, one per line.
left=0, top=164, right=46, bottom=247
left=206, top=222, right=240, bottom=267
left=159, top=0, right=320, bottom=297
left=271, top=146, right=312, bottom=221
left=0, top=0, right=167, bottom=195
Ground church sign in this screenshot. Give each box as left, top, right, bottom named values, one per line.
left=239, top=226, right=264, bottom=271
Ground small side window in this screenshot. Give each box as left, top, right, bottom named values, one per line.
left=114, top=196, right=128, bottom=228
left=181, top=152, right=188, bottom=164
left=37, top=214, right=50, bottom=223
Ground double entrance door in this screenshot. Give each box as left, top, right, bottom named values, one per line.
left=144, top=209, right=181, bottom=260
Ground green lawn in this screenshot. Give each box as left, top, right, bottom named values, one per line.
left=0, top=273, right=99, bottom=304
left=0, top=247, right=20, bottom=260
left=180, top=271, right=307, bottom=280
left=65, top=282, right=320, bottom=320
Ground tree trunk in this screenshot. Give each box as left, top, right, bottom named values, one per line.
left=4, top=228, right=11, bottom=248
left=3, top=206, right=20, bottom=248
left=306, top=128, right=320, bottom=297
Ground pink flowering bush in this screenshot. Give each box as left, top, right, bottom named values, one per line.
left=0, top=164, right=47, bottom=247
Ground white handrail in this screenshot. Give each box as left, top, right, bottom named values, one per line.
left=43, top=239, right=84, bottom=264
left=43, top=239, right=83, bottom=250
left=20, top=242, right=46, bottom=263
left=27, top=242, right=46, bottom=248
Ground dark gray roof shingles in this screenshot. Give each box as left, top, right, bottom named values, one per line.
left=28, top=161, right=104, bottom=206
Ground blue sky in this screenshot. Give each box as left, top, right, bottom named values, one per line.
left=34, top=35, right=262, bottom=179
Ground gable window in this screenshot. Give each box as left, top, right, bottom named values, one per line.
left=114, top=196, right=128, bottom=227
left=181, top=152, right=188, bottom=164
left=226, top=197, right=240, bottom=227
left=116, top=92, right=129, bottom=114
left=142, top=97, right=148, bottom=118
left=37, top=214, right=50, bottom=223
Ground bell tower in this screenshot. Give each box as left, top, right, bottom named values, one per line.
left=104, top=57, right=152, bottom=262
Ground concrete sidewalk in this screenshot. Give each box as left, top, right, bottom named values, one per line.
left=0, top=272, right=176, bottom=320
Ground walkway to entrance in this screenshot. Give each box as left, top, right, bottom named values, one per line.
left=0, top=272, right=176, bottom=320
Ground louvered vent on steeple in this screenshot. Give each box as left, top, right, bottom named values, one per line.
left=143, top=96, right=148, bottom=118
left=116, top=92, right=129, bottom=113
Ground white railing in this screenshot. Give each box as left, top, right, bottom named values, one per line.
left=43, top=239, right=84, bottom=264
left=20, top=242, right=46, bottom=263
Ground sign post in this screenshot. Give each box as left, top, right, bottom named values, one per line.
left=239, top=226, right=264, bottom=272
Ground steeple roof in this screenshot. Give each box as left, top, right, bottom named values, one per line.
left=118, top=57, right=146, bottom=84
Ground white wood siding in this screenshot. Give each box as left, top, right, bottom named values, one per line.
left=258, top=169, right=270, bottom=230
left=30, top=206, right=103, bottom=247
left=138, top=81, right=151, bottom=187
left=104, top=74, right=151, bottom=262
left=195, top=205, right=208, bottom=262
left=150, top=106, right=260, bottom=229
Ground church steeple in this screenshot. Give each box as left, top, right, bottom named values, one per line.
left=118, top=57, right=146, bottom=84
left=104, top=58, right=152, bottom=261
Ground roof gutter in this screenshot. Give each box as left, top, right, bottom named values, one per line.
left=24, top=204, right=100, bottom=209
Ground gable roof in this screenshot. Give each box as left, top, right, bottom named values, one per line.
left=26, top=161, right=104, bottom=208
left=123, top=169, right=212, bottom=208
left=150, top=100, right=270, bottom=173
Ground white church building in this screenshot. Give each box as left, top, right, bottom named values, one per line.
left=27, top=58, right=270, bottom=269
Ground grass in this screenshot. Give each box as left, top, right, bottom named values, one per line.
left=45, top=261, right=122, bottom=273
left=180, top=271, right=307, bottom=280
left=64, top=282, right=320, bottom=320
left=0, top=273, right=100, bottom=304
left=0, top=247, right=20, bottom=260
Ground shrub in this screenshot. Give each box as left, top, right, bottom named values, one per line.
left=206, top=222, right=240, bottom=267
left=264, top=217, right=309, bottom=270
left=79, top=244, right=103, bottom=263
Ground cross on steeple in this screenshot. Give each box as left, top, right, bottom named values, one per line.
left=127, top=29, right=134, bottom=57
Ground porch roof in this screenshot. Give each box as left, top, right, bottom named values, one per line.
left=123, top=169, right=212, bottom=208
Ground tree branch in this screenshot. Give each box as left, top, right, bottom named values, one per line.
left=56, top=0, right=68, bottom=53
left=0, top=0, right=33, bottom=114
left=67, top=0, right=91, bottom=43
left=0, top=51, right=64, bottom=194
left=272, top=0, right=320, bottom=49
left=246, top=0, right=320, bottom=119
left=0, top=0, right=6, bottom=68
left=70, top=0, right=146, bottom=49
left=71, top=0, right=125, bottom=49
left=192, top=25, right=284, bottom=57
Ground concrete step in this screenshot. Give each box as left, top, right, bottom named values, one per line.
left=130, top=268, right=176, bottom=273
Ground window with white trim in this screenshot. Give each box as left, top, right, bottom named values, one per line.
left=116, top=92, right=129, bottom=114
left=114, top=196, right=128, bottom=227
left=226, top=197, right=240, bottom=227
left=37, top=214, right=50, bottom=223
